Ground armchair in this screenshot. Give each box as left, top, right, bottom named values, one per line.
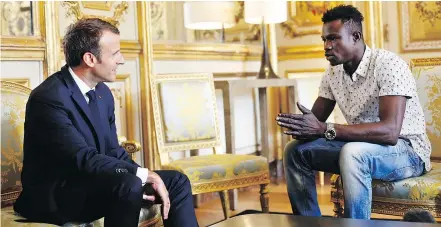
left=149, top=73, right=270, bottom=220
left=0, top=81, right=160, bottom=227
left=330, top=57, right=441, bottom=218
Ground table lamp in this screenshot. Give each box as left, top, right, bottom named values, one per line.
left=184, top=1, right=236, bottom=42
left=245, top=1, right=287, bottom=79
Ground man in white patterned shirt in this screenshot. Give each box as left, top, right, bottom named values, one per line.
left=276, top=5, right=431, bottom=219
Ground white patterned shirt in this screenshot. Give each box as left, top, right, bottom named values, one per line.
left=318, top=46, right=432, bottom=171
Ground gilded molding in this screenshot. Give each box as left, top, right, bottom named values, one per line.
left=137, top=1, right=158, bottom=170
left=364, top=1, right=383, bottom=49
left=152, top=43, right=262, bottom=61
left=278, top=45, right=324, bottom=61
left=410, top=57, right=441, bottom=68
left=0, top=81, right=32, bottom=95
left=62, top=1, right=129, bottom=27
left=2, top=79, right=30, bottom=88
left=115, top=74, right=134, bottom=141
left=81, top=2, right=113, bottom=11
left=0, top=2, right=46, bottom=61
left=44, top=1, right=61, bottom=77
left=120, top=40, right=142, bottom=56
left=284, top=68, right=326, bottom=78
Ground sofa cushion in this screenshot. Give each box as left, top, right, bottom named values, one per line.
left=162, top=154, right=268, bottom=184
left=372, top=162, right=441, bottom=202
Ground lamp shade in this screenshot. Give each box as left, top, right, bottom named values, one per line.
left=244, top=1, right=288, bottom=24
left=184, top=2, right=236, bottom=30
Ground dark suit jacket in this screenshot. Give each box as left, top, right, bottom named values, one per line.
left=14, top=65, right=140, bottom=218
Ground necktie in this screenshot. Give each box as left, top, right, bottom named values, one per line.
left=86, top=90, right=104, bottom=153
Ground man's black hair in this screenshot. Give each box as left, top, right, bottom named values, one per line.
left=322, top=5, right=364, bottom=33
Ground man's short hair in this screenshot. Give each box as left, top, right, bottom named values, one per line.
left=322, top=5, right=364, bottom=34
left=63, top=18, right=120, bottom=67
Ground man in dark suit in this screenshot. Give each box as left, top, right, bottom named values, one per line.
left=14, top=18, right=198, bottom=227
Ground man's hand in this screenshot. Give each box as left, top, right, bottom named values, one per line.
left=276, top=102, right=326, bottom=139
left=143, top=171, right=170, bottom=220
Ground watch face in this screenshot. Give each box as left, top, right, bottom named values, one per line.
left=325, top=130, right=336, bottom=139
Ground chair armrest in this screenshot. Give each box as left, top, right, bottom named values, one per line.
left=121, top=140, right=142, bottom=154
left=118, top=136, right=141, bottom=161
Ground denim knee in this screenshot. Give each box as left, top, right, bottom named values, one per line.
left=284, top=140, right=302, bottom=164
left=339, top=143, right=366, bottom=172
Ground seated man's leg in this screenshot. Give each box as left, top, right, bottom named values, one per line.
left=56, top=173, right=143, bottom=227
left=339, top=139, right=425, bottom=219
left=155, top=170, right=198, bottom=227
left=284, top=138, right=346, bottom=216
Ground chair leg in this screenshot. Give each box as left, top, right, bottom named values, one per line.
left=330, top=174, right=344, bottom=218
left=219, top=190, right=230, bottom=220
left=260, top=184, right=269, bottom=213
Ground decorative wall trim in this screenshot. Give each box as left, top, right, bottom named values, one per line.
left=152, top=43, right=261, bottom=61
left=2, top=78, right=30, bottom=88
left=410, top=57, right=441, bottom=68
left=62, top=1, right=129, bottom=27
left=398, top=2, right=441, bottom=53
left=284, top=68, right=326, bottom=78
left=278, top=45, right=324, bottom=61
left=0, top=2, right=46, bottom=61
left=213, top=72, right=258, bottom=78
left=115, top=74, right=134, bottom=141
left=137, top=2, right=158, bottom=170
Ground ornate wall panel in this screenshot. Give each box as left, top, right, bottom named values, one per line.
left=150, top=1, right=167, bottom=41
left=398, top=1, right=441, bottom=53
left=105, top=74, right=134, bottom=140
left=0, top=1, right=33, bottom=36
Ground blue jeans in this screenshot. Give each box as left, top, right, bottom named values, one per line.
left=283, top=138, right=425, bottom=219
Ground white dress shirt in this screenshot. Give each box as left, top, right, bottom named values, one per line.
left=69, top=67, right=149, bottom=184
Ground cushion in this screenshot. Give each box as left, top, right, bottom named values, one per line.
left=372, top=162, right=441, bottom=202
left=162, top=154, right=268, bottom=184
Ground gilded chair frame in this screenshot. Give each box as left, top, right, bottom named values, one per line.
left=330, top=57, right=441, bottom=218
left=150, top=73, right=270, bottom=219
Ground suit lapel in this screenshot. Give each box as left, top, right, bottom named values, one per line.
left=61, top=66, right=105, bottom=154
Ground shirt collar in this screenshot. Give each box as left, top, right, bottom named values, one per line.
left=68, top=67, right=95, bottom=96
left=352, top=45, right=372, bottom=80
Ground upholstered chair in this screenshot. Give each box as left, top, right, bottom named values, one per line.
left=330, top=57, right=441, bottom=217
left=0, top=81, right=161, bottom=227
left=150, top=73, right=270, bottom=220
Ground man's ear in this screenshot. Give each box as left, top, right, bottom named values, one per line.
left=82, top=52, right=96, bottom=67
left=352, top=31, right=362, bottom=43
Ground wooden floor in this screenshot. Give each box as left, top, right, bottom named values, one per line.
left=194, top=174, right=403, bottom=227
